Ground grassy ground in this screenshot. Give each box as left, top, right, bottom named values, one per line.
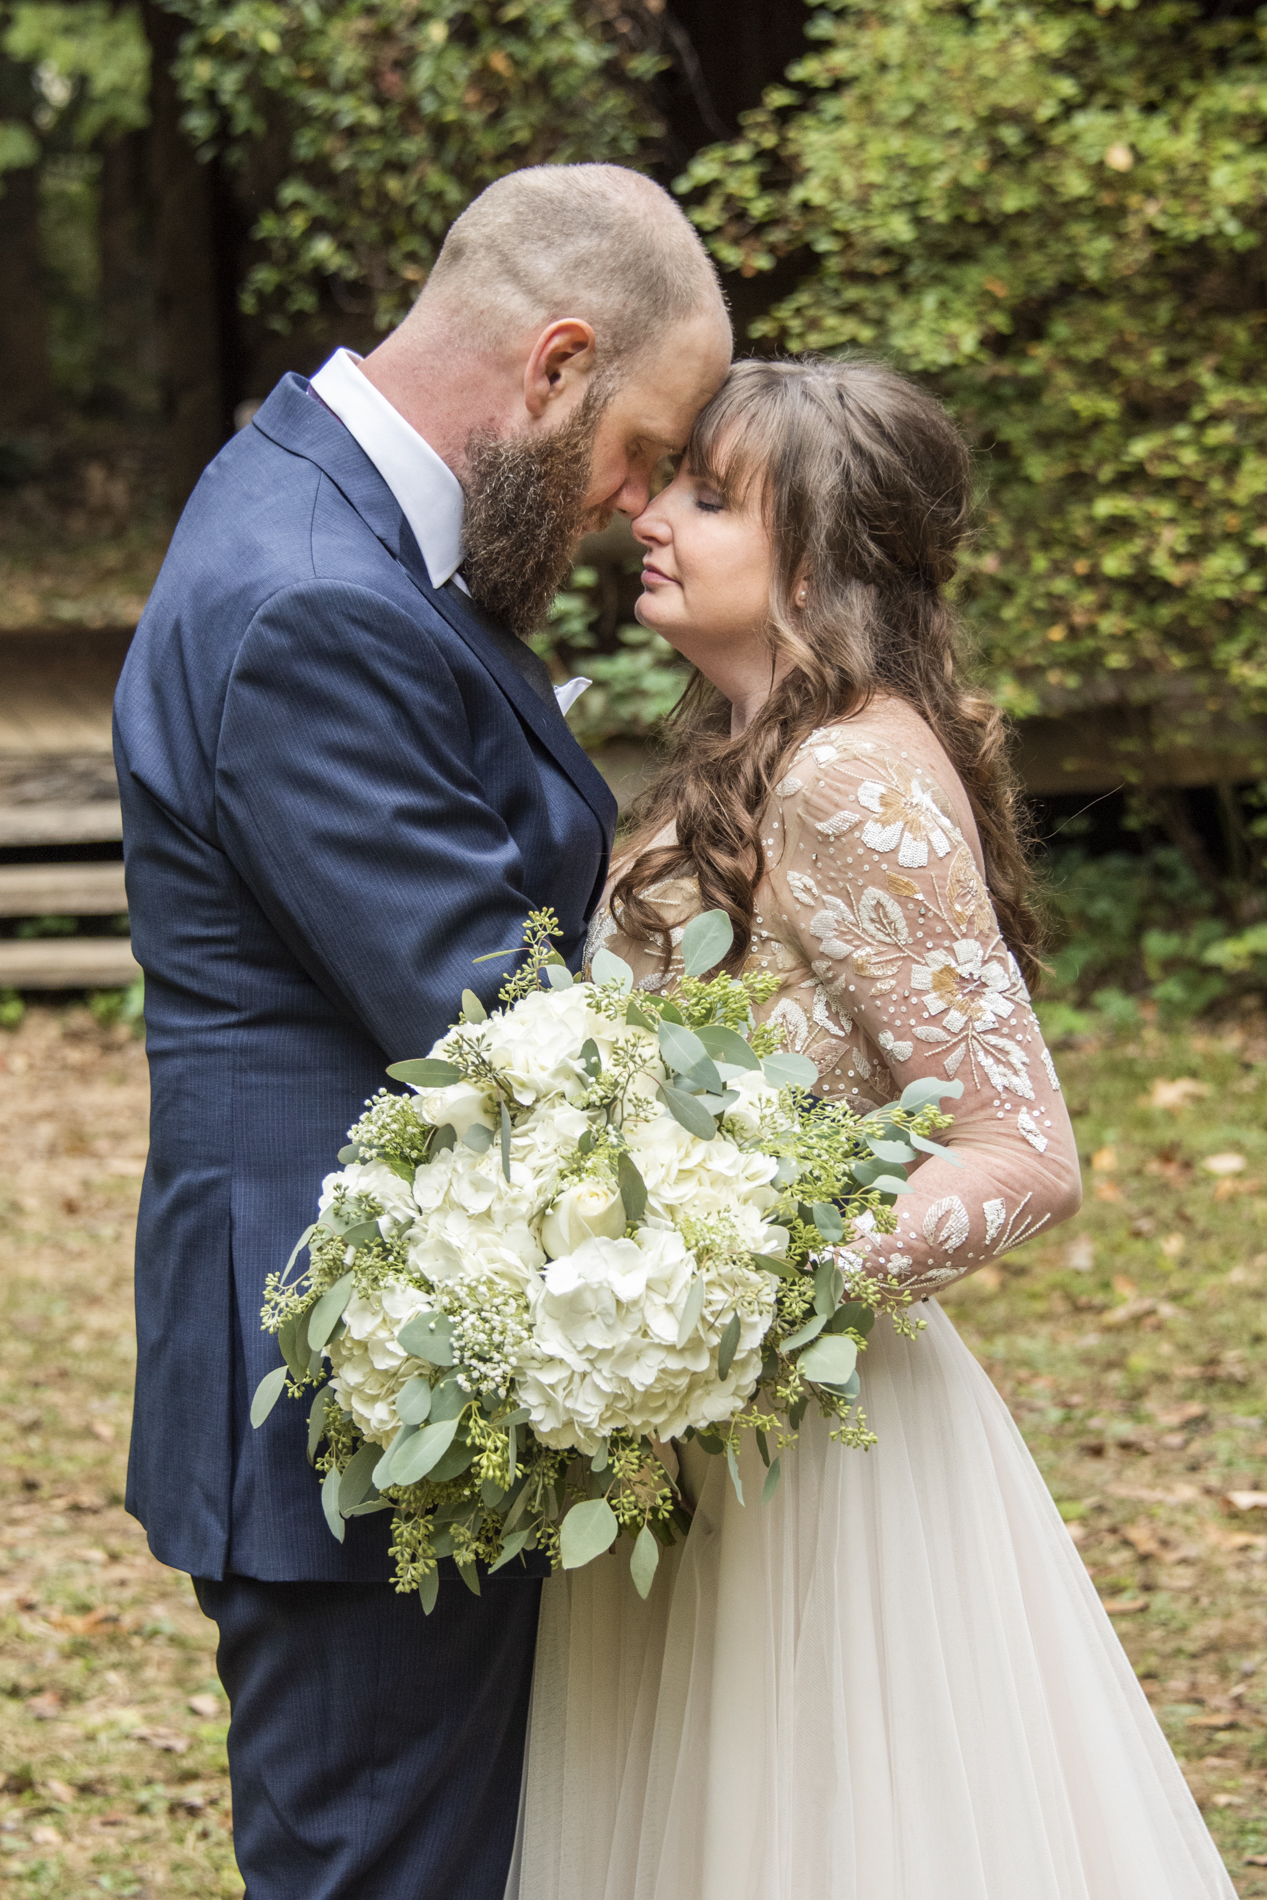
left=0, top=1004, right=1262, bottom=1896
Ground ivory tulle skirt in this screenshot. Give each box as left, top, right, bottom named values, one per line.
left=504, top=1302, right=1235, bottom=1900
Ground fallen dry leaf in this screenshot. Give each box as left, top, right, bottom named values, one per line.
left=42, top=1778, right=76, bottom=1804
left=1091, top=1146, right=1117, bottom=1172
left=26, top=1691, right=63, bottom=1720
left=1202, top=1152, right=1246, bottom=1176
left=1225, top=1490, right=1267, bottom=1512
left=129, top=1725, right=190, bottom=1755
left=1152, top=1403, right=1207, bottom=1428
left=1065, top=1235, right=1095, bottom=1272
left=30, top=1825, right=62, bottom=1847
left=1102, top=1596, right=1149, bottom=1615
left=1122, top=1519, right=1167, bottom=1559
left=1145, top=1077, right=1210, bottom=1111
left=187, top=1693, right=221, bottom=1719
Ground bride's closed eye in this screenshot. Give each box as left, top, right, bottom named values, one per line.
left=693, top=486, right=724, bottom=514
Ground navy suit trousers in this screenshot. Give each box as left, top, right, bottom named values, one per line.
left=194, top=1573, right=540, bottom=1899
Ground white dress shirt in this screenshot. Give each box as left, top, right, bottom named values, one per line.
left=308, top=349, right=589, bottom=715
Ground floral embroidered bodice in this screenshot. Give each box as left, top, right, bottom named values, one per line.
left=589, top=698, right=1082, bottom=1296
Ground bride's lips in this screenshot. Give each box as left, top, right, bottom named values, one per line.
left=640, top=564, right=678, bottom=586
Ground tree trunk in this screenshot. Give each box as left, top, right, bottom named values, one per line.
left=0, top=161, right=53, bottom=427
left=141, top=0, right=224, bottom=506
left=98, top=127, right=156, bottom=418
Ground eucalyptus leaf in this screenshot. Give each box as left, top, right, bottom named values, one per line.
left=771, top=1155, right=800, bottom=1187
left=840, top=1369, right=861, bottom=1402
left=658, top=1019, right=709, bottom=1076
left=488, top=1528, right=532, bottom=1574
left=462, top=1123, right=494, bottom=1153
left=428, top=1373, right=469, bottom=1423
left=657, top=999, right=684, bottom=1024
left=507, top=1421, right=517, bottom=1484
left=250, top=1364, right=288, bottom=1429
left=500, top=1100, right=512, bottom=1181
left=386, top=1057, right=464, bottom=1088
left=342, top=1219, right=382, bottom=1250
left=726, top=1441, right=745, bottom=1506
left=481, top=1476, right=508, bottom=1510
left=675, top=1275, right=706, bottom=1349
left=321, top=1466, right=345, bottom=1543
left=591, top=947, right=633, bottom=991
left=461, top=988, right=488, bottom=1022
left=280, top=1223, right=317, bottom=1286
left=836, top=1301, right=875, bottom=1337
left=502, top=1476, right=530, bottom=1532
left=430, top=1123, right=456, bottom=1154
left=560, top=1497, right=619, bottom=1570
left=755, top=1427, right=770, bottom=1467
left=680, top=908, right=735, bottom=978
left=418, top=1569, right=439, bottom=1615
left=277, top=1313, right=308, bottom=1383
left=337, top=1143, right=361, bottom=1165
left=396, top=1376, right=433, bottom=1426
left=344, top=1496, right=393, bottom=1518
left=373, top=1423, right=416, bottom=1490
left=899, top=1076, right=965, bottom=1110
left=761, top=1456, right=782, bottom=1504
left=431, top=1528, right=456, bottom=1559
left=695, top=1023, right=761, bottom=1070
left=397, top=1311, right=455, bottom=1365
left=851, top=1157, right=891, bottom=1188
left=455, top=1560, right=481, bottom=1597
left=811, top=1202, right=845, bottom=1244
left=616, top=1151, right=647, bottom=1223
left=545, top=963, right=574, bottom=989
left=683, top=1054, right=725, bottom=1096
left=427, top=1434, right=477, bottom=1483
left=867, top=1136, right=918, bottom=1164
left=625, top=998, right=654, bottom=1029
left=799, top=1334, right=859, bottom=1386
left=630, top=1524, right=660, bottom=1600
left=591, top=1442, right=609, bottom=1474
left=910, top=1131, right=963, bottom=1166
left=337, top=1443, right=380, bottom=1515
left=871, top=1172, right=913, bottom=1196
left=500, top=1405, right=530, bottom=1427
left=658, top=1082, right=717, bottom=1141
left=717, top=1312, right=741, bottom=1381
left=782, top=1312, right=827, bottom=1352
left=306, top=1387, right=330, bottom=1464
left=579, top=1038, right=602, bottom=1077
left=813, top=1256, right=844, bottom=1317
left=307, top=1271, right=354, bottom=1353
left=390, top=1416, right=459, bottom=1486
left=762, top=1050, right=819, bottom=1091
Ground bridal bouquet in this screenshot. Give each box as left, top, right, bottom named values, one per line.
left=252, top=909, right=959, bottom=1610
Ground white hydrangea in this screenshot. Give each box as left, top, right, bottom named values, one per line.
left=319, top=1158, right=419, bottom=1236
left=517, top=1224, right=776, bottom=1452
left=429, top=986, right=656, bottom=1110
left=327, top=1279, right=439, bottom=1445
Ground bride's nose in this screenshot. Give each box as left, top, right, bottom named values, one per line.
left=631, top=498, right=669, bottom=548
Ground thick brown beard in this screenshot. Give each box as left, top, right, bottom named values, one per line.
left=459, top=379, right=612, bottom=640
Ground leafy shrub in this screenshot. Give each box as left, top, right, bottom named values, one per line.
left=681, top=0, right=1267, bottom=747
left=167, top=0, right=662, bottom=329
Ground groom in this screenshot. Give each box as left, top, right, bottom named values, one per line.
left=114, top=163, right=730, bottom=1899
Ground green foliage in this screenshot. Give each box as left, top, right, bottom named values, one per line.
left=682, top=0, right=1267, bottom=734
left=538, top=566, right=688, bottom=747
left=2, top=2, right=149, bottom=148
left=1038, top=843, right=1266, bottom=1036
left=166, top=0, right=663, bottom=329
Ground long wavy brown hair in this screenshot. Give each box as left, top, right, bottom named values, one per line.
left=611, top=356, right=1045, bottom=989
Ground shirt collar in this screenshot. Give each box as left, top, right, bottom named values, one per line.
left=308, top=348, right=465, bottom=590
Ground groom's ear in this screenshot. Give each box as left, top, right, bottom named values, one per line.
left=523, top=318, right=598, bottom=419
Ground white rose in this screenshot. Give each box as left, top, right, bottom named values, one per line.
left=412, top=1079, right=495, bottom=1139
left=540, top=1179, right=627, bottom=1259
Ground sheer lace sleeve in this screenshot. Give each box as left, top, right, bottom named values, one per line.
left=758, top=723, right=1082, bottom=1298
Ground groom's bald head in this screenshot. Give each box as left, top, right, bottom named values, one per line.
left=411, top=164, right=727, bottom=372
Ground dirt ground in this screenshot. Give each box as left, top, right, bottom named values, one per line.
left=0, top=1004, right=1263, bottom=1897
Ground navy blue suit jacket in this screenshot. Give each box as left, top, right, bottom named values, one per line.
left=115, top=373, right=617, bottom=1581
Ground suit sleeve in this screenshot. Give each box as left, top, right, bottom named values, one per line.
left=215, top=580, right=540, bottom=1057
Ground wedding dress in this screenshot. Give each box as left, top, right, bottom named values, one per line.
left=505, top=700, right=1235, bottom=1900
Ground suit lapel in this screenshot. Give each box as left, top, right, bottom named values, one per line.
left=251, top=374, right=617, bottom=840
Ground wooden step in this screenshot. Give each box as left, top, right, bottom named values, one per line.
left=0, top=862, right=128, bottom=916
left=0, top=802, right=123, bottom=847
left=0, top=937, right=139, bottom=989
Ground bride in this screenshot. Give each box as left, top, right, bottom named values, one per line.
left=506, top=358, right=1235, bottom=1899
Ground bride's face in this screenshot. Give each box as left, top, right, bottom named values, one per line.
left=630, top=457, right=773, bottom=670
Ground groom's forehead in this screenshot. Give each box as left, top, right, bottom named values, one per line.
left=615, top=332, right=731, bottom=449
